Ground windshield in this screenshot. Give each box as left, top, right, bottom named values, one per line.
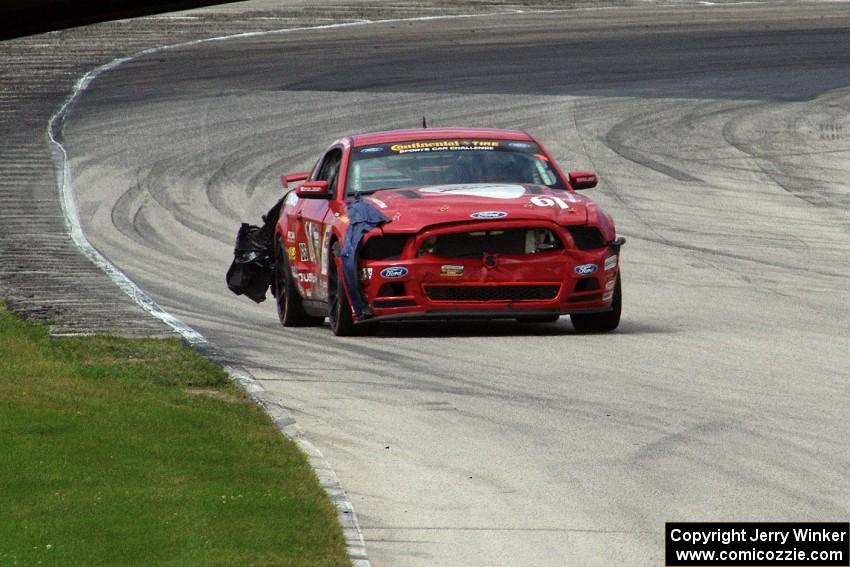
left=346, top=139, right=566, bottom=196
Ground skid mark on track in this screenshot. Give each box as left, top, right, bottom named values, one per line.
left=720, top=89, right=850, bottom=215
left=604, top=111, right=703, bottom=183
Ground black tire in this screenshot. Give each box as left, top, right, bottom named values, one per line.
left=274, top=237, right=324, bottom=327
left=327, top=241, right=357, bottom=336
left=516, top=314, right=561, bottom=323
left=570, top=274, right=621, bottom=333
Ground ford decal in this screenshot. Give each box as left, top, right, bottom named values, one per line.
left=470, top=211, right=508, bottom=219
left=380, top=266, right=408, bottom=279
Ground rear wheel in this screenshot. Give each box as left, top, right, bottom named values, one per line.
left=327, top=242, right=356, bottom=336
left=274, top=237, right=324, bottom=327
left=570, top=274, right=621, bottom=333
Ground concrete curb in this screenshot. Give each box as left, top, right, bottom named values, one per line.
left=47, top=27, right=373, bottom=563
left=202, top=346, right=371, bottom=566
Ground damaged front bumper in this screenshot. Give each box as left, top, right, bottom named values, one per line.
left=354, top=220, right=623, bottom=322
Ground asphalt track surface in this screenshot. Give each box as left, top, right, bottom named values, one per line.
left=61, top=3, right=850, bottom=565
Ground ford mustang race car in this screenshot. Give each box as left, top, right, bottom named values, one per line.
left=257, top=128, right=623, bottom=336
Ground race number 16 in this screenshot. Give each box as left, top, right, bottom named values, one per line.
left=530, top=195, right=570, bottom=209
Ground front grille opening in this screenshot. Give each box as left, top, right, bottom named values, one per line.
left=361, top=235, right=409, bottom=260
left=419, top=228, right=563, bottom=258
left=377, top=282, right=406, bottom=297
left=573, top=278, right=600, bottom=292
left=425, top=284, right=560, bottom=302
left=566, top=226, right=606, bottom=250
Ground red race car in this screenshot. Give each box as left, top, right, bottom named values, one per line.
left=270, top=127, right=624, bottom=336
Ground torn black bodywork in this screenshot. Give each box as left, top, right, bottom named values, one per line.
left=225, top=197, right=284, bottom=303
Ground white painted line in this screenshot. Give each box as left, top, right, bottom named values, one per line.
left=698, top=1, right=765, bottom=5
left=48, top=58, right=208, bottom=345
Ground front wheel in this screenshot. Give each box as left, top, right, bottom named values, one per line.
left=327, top=242, right=356, bottom=336
left=570, top=274, right=621, bottom=333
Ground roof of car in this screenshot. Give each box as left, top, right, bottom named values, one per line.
left=349, top=128, right=534, bottom=147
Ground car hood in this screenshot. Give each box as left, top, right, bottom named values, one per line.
left=361, top=183, right=595, bottom=233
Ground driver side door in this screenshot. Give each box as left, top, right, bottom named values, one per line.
left=292, top=147, right=342, bottom=302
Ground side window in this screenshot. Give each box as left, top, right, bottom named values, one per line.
left=529, top=155, right=559, bottom=187
left=316, top=148, right=343, bottom=194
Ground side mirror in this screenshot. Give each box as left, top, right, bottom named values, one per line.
left=568, top=171, right=597, bottom=190
left=295, top=180, right=332, bottom=199
left=281, top=172, right=310, bottom=188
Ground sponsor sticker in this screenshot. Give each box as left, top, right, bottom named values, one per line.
left=309, top=224, right=320, bottom=262
left=388, top=140, right=500, bottom=154
left=604, top=255, right=618, bottom=271
left=287, top=246, right=297, bottom=261
left=367, top=197, right=388, bottom=209
left=320, top=224, right=332, bottom=276
left=298, top=243, right=309, bottom=262
left=286, top=230, right=296, bottom=242
left=470, top=211, right=508, bottom=219
left=381, top=266, right=408, bottom=279
left=440, top=264, right=464, bottom=277
left=421, top=184, right=525, bottom=199
left=605, top=279, right=616, bottom=291
left=508, top=142, right=532, bottom=149
left=297, top=272, right=317, bottom=283
left=359, top=146, right=384, bottom=153
left=360, top=267, right=373, bottom=281
left=574, top=263, right=598, bottom=276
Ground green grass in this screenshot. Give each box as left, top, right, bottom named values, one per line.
left=0, top=303, right=349, bottom=567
